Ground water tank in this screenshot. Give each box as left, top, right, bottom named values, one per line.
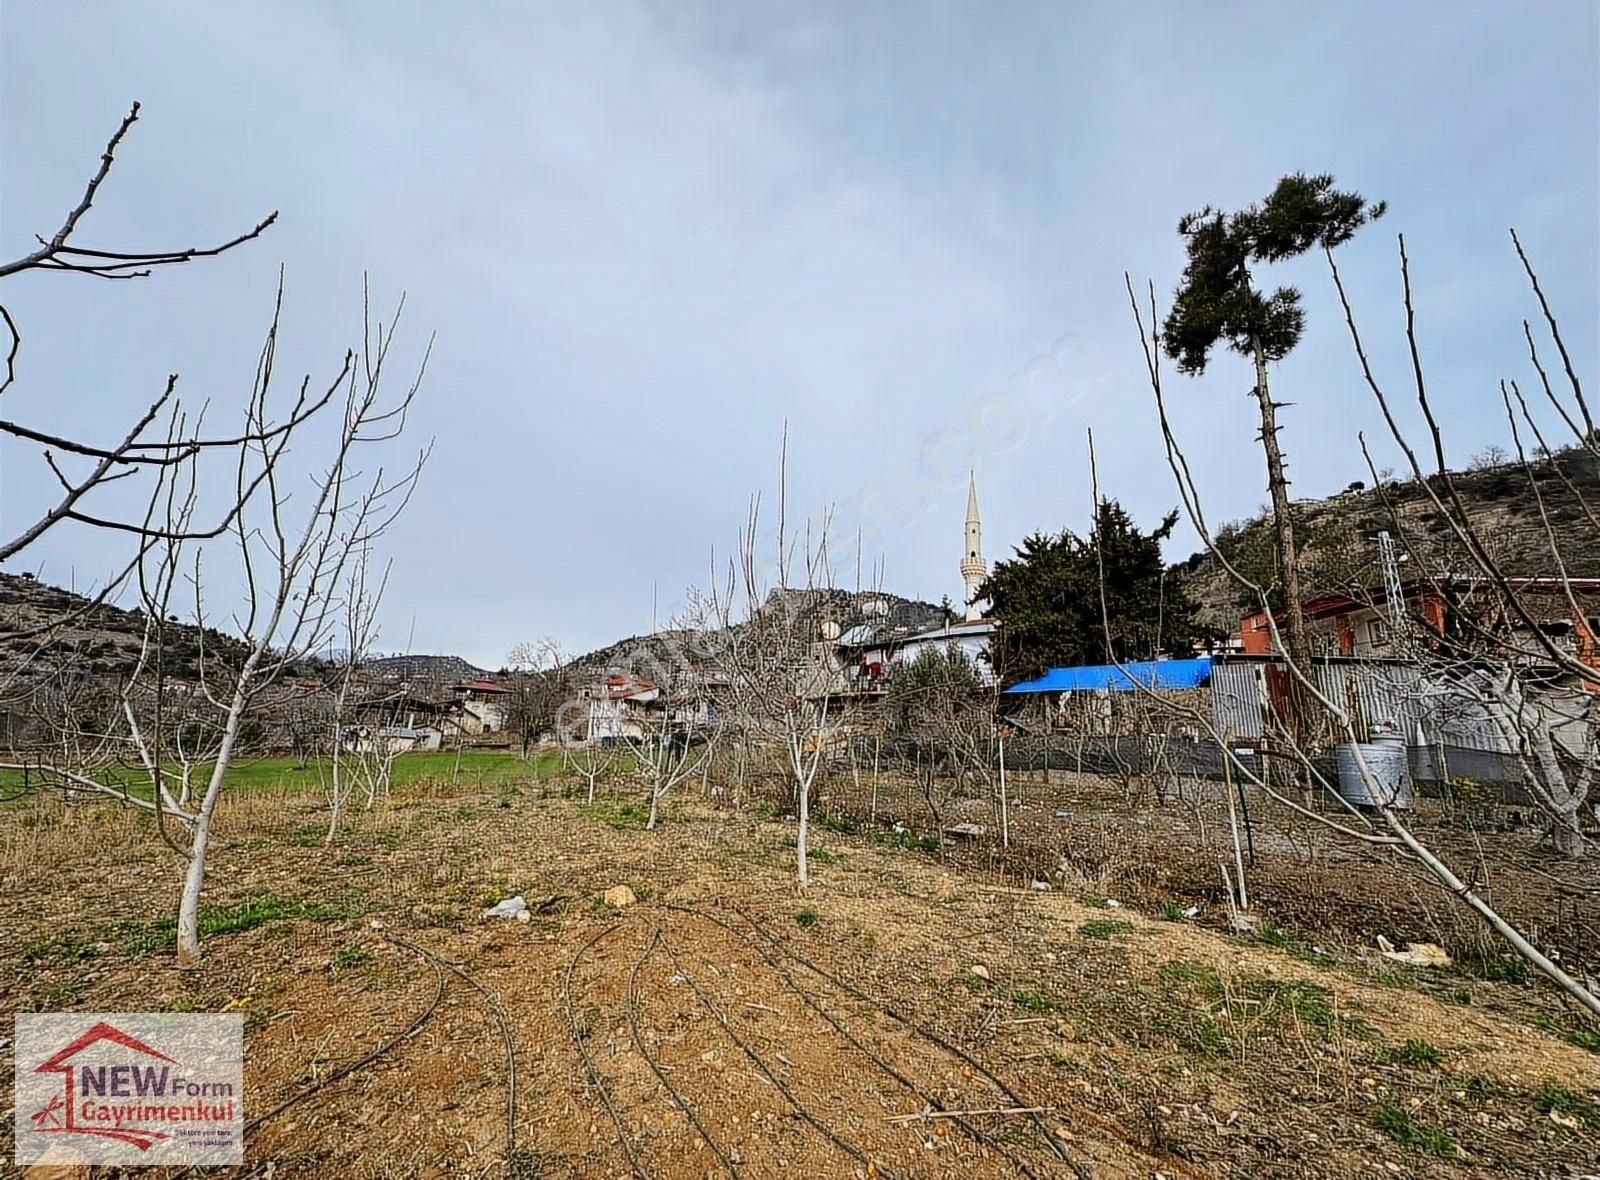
left=1334, top=724, right=1413, bottom=809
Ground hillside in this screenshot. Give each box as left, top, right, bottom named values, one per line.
left=0, top=572, right=253, bottom=681
left=567, top=589, right=946, bottom=678
left=1174, top=446, right=1600, bottom=632
left=364, top=653, right=490, bottom=684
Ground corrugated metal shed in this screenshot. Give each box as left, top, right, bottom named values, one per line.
left=1005, top=657, right=1213, bottom=694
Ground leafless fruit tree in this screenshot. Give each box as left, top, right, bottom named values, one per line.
left=0, top=103, right=428, bottom=965
left=1126, top=225, right=1600, bottom=1017
left=708, top=433, right=846, bottom=887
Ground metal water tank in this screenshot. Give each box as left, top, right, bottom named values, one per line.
left=1334, top=723, right=1413, bottom=809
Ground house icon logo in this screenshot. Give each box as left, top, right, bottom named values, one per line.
left=30, top=1021, right=178, bottom=1151
left=14, top=1012, right=244, bottom=1166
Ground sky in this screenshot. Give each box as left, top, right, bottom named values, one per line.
left=3, top=2, right=1596, bottom=667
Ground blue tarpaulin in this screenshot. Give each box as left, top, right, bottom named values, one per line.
left=1004, top=656, right=1213, bottom=694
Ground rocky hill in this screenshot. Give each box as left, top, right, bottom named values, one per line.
left=0, top=572, right=254, bottom=681
left=566, top=589, right=946, bottom=680
left=1174, top=446, right=1600, bottom=633
left=363, top=653, right=490, bottom=684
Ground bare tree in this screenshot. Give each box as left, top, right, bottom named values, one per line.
left=0, top=104, right=331, bottom=583
left=558, top=708, right=621, bottom=803
left=504, top=638, right=568, bottom=759
left=708, top=431, right=845, bottom=887
left=13, top=286, right=427, bottom=965
left=325, top=542, right=392, bottom=844
left=1126, top=227, right=1600, bottom=1016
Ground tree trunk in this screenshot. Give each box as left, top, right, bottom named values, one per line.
left=175, top=812, right=212, bottom=967
left=647, top=786, right=660, bottom=830
left=1254, top=346, right=1309, bottom=672
left=793, top=734, right=811, bottom=888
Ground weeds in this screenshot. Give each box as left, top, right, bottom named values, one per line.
left=1372, top=1100, right=1455, bottom=1157
left=1156, top=960, right=1221, bottom=990
left=1529, top=1014, right=1600, bottom=1053
left=1535, top=1082, right=1599, bottom=1129
left=1011, top=989, right=1064, bottom=1014
left=331, top=943, right=373, bottom=971
left=1078, top=918, right=1132, bottom=940
left=795, top=908, right=820, bottom=928
left=1255, top=923, right=1292, bottom=948
left=1390, top=1039, right=1445, bottom=1068
left=123, top=892, right=340, bottom=953
left=1459, top=953, right=1529, bottom=985
left=578, top=799, right=652, bottom=830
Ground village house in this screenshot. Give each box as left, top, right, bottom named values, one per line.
left=1238, top=576, right=1600, bottom=681
left=833, top=473, right=998, bottom=693
left=449, top=678, right=510, bottom=734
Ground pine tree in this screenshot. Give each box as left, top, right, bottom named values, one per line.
left=1163, top=173, right=1385, bottom=674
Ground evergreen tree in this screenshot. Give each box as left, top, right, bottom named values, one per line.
left=981, top=499, right=1202, bottom=682
left=1163, top=173, right=1384, bottom=673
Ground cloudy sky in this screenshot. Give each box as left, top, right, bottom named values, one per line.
left=3, top=2, right=1595, bottom=666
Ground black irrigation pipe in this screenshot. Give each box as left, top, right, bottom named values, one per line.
left=625, top=929, right=744, bottom=1179
left=158, top=935, right=447, bottom=1180
left=386, top=933, right=520, bottom=1170
left=726, top=903, right=1092, bottom=1180
left=650, top=923, right=897, bottom=1180
left=564, top=923, right=653, bottom=1180
left=659, top=901, right=1046, bottom=1180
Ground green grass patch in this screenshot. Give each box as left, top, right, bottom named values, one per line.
left=1459, top=953, right=1529, bottom=985
left=794, top=908, right=820, bottom=928
left=21, top=933, right=102, bottom=966
left=1011, top=989, right=1064, bottom=1014
left=1535, top=1082, right=1600, bottom=1129
left=577, top=799, right=653, bottom=830
left=331, top=943, right=373, bottom=971
left=818, top=813, right=858, bottom=835
left=875, top=828, right=939, bottom=854
left=1078, top=918, right=1132, bottom=940
left=1390, top=1038, right=1445, bottom=1068
left=0, top=749, right=571, bottom=804
left=1254, top=923, right=1292, bottom=948
left=1372, top=1100, right=1455, bottom=1157
left=123, top=892, right=341, bottom=953
left=1158, top=900, right=1185, bottom=921
left=1156, top=960, right=1222, bottom=991
left=807, top=847, right=841, bottom=866
left=1266, top=979, right=1338, bottom=1031
left=1529, top=1014, right=1600, bottom=1053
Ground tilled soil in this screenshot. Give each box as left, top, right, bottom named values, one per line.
left=2, top=782, right=1597, bottom=1179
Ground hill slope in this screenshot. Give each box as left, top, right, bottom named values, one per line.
left=1174, top=447, right=1600, bottom=632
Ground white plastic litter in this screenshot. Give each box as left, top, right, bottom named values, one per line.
left=482, top=894, right=528, bottom=920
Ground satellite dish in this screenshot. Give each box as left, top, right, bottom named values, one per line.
left=820, top=620, right=842, bottom=641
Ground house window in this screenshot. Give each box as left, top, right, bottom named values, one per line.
left=1368, top=619, right=1389, bottom=647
